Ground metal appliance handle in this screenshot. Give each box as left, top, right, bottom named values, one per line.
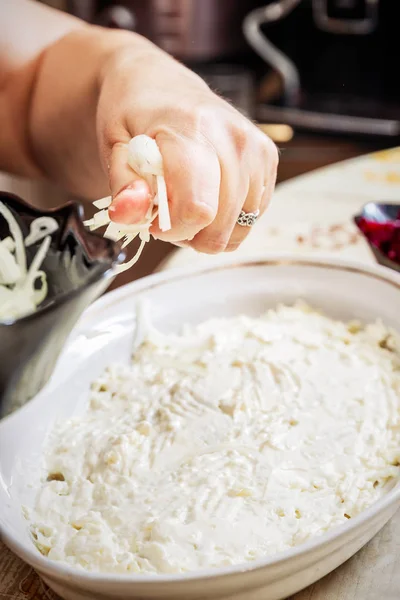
left=243, top=0, right=302, bottom=107
left=312, top=0, right=379, bottom=35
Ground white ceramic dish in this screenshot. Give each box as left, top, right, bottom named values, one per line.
left=1, top=255, right=400, bottom=600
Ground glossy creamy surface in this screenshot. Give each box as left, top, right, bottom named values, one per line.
left=29, top=305, right=400, bottom=574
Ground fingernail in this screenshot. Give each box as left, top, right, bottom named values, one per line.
left=109, top=182, right=151, bottom=224
left=115, top=179, right=149, bottom=198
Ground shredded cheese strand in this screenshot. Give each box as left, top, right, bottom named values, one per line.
left=93, top=197, right=112, bottom=210
left=23, top=236, right=51, bottom=289
left=0, top=240, right=21, bottom=285
left=25, top=217, right=58, bottom=247
left=84, top=135, right=171, bottom=274
left=113, top=238, right=147, bottom=274
left=0, top=201, right=27, bottom=275
left=0, top=202, right=58, bottom=321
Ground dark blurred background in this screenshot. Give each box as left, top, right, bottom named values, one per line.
left=65, top=0, right=399, bottom=150
left=39, top=0, right=400, bottom=283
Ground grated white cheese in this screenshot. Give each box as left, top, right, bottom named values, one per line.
left=24, top=216, right=59, bottom=247
left=29, top=305, right=400, bottom=574
left=0, top=203, right=58, bottom=320
left=84, top=135, right=171, bottom=274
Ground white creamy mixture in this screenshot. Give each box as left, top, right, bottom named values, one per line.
left=30, top=305, right=400, bottom=574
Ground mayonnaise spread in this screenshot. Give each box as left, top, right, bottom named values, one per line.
left=29, top=305, right=400, bottom=574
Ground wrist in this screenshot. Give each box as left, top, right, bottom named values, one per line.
left=94, top=27, right=207, bottom=94
left=90, top=27, right=167, bottom=90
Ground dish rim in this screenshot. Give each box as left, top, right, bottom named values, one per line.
left=2, top=253, right=400, bottom=586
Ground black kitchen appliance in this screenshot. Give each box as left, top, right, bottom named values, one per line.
left=67, top=0, right=400, bottom=138
left=245, top=0, right=400, bottom=138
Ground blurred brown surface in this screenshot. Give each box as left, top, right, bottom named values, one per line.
left=275, top=134, right=386, bottom=183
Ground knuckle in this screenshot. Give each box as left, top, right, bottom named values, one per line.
left=194, top=201, right=217, bottom=226
left=191, top=235, right=228, bottom=255
left=179, top=197, right=216, bottom=228
left=259, top=199, right=269, bottom=215
left=207, top=238, right=228, bottom=254
left=166, top=102, right=217, bottom=140
left=192, top=103, right=217, bottom=134
left=263, top=135, right=279, bottom=169
left=111, top=141, right=128, bottom=152
left=231, top=121, right=251, bottom=158
left=225, top=241, right=242, bottom=253
left=100, top=123, right=117, bottom=155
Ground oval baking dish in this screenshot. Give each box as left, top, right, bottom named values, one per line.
left=1, top=255, right=399, bottom=600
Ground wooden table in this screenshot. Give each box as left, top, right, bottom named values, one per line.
left=1, top=146, right=400, bottom=600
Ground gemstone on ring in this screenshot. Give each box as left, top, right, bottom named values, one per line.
left=237, top=209, right=260, bottom=227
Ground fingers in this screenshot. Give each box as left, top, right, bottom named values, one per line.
left=224, top=179, right=265, bottom=252
left=189, top=151, right=247, bottom=254
left=105, top=122, right=278, bottom=254
left=224, top=136, right=278, bottom=252
left=187, top=130, right=278, bottom=255
left=150, top=131, right=220, bottom=242
left=108, top=143, right=152, bottom=225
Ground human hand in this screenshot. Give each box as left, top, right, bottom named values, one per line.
left=98, top=45, right=278, bottom=254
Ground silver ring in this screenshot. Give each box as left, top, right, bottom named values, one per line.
left=237, top=209, right=260, bottom=227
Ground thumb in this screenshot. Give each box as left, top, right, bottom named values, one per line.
left=108, top=142, right=152, bottom=225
